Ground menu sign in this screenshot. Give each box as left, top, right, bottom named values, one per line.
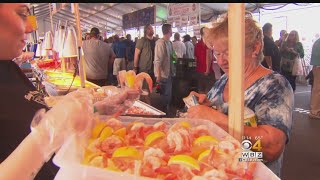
left=168, top=3, right=199, bottom=17
left=189, top=14, right=199, bottom=26
left=167, top=3, right=200, bottom=28
left=123, top=6, right=156, bottom=29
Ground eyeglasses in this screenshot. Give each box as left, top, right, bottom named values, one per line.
left=213, top=50, right=229, bottom=59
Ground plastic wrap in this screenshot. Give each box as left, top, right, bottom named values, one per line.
left=53, top=116, right=280, bottom=180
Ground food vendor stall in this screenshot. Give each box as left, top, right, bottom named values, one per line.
left=26, top=3, right=280, bottom=180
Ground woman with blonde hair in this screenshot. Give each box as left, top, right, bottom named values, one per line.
left=280, top=30, right=304, bottom=91
left=186, top=12, right=293, bottom=177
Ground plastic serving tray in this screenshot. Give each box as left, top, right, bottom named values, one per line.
left=53, top=116, right=280, bottom=180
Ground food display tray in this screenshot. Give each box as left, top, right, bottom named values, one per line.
left=123, top=100, right=166, bottom=117
left=53, top=116, right=280, bottom=180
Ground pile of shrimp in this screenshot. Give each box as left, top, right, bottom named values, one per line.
left=82, top=117, right=257, bottom=180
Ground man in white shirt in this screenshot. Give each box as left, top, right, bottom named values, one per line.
left=172, top=32, right=186, bottom=58
left=82, top=27, right=116, bottom=86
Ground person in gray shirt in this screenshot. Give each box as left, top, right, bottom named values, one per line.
left=154, top=24, right=175, bottom=114
left=82, top=27, right=115, bottom=86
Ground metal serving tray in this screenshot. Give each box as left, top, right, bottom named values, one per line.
left=123, top=100, right=166, bottom=117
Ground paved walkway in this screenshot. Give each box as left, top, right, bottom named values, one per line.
left=282, top=84, right=320, bottom=180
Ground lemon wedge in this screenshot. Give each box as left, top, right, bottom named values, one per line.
left=112, top=147, right=141, bottom=159
left=198, top=149, right=211, bottom=162
left=114, top=127, right=127, bottom=139
left=168, top=155, right=200, bottom=171
left=144, top=131, right=166, bottom=147
left=193, top=135, right=219, bottom=146
left=99, top=126, right=114, bottom=142
left=179, top=121, right=191, bottom=129
left=91, top=122, right=108, bottom=139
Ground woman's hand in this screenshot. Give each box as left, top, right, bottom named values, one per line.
left=187, top=105, right=229, bottom=131
left=187, top=105, right=216, bottom=120
left=188, top=91, right=210, bottom=105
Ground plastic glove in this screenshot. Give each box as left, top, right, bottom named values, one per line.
left=93, top=88, right=140, bottom=115
left=30, top=88, right=94, bottom=160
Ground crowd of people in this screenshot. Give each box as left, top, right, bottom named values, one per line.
left=81, top=24, right=224, bottom=114
left=1, top=3, right=319, bottom=180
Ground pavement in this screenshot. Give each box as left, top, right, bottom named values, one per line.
left=147, top=83, right=320, bottom=180
left=282, top=84, right=320, bottom=180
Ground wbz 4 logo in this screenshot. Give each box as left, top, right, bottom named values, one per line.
left=239, top=137, right=263, bottom=162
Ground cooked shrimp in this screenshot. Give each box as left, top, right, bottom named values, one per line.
left=105, top=118, right=124, bottom=130
left=134, top=72, right=153, bottom=93
left=118, top=70, right=127, bottom=88
left=153, top=121, right=167, bottom=132
left=99, top=135, right=123, bottom=157
left=190, top=125, right=210, bottom=138
left=140, top=148, right=167, bottom=178
left=167, top=128, right=192, bottom=154
left=126, top=122, right=147, bottom=146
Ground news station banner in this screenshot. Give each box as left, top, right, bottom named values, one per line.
left=239, top=136, right=264, bottom=162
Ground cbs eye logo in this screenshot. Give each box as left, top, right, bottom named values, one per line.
left=241, top=139, right=262, bottom=151
left=241, top=140, right=252, bottom=150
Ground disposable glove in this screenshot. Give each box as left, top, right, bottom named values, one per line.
left=93, top=88, right=140, bottom=115
left=30, top=88, right=94, bottom=160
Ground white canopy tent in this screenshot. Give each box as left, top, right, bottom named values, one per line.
left=31, top=3, right=312, bottom=37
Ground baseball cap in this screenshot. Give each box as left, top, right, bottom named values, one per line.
left=90, top=27, right=100, bottom=35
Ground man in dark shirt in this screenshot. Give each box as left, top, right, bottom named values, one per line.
left=123, top=34, right=135, bottom=70
left=112, top=35, right=127, bottom=86
left=133, top=24, right=156, bottom=104
left=262, top=23, right=281, bottom=73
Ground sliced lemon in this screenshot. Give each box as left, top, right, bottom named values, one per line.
left=112, top=147, right=141, bottom=159
left=126, top=74, right=135, bottom=88
left=191, top=146, right=207, bottom=159
left=168, top=155, right=200, bottom=171
left=88, top=155, right=104, bottom=168
left=179, top=121, right=191, bottom=129
left=198, top=149, right=211, bottom=162
left=144, top=131, right=166, bottom=147
left=91, top=122, right=108, bottom=139
left=193, top=135, right=219, bottom=146
left=114, top=127, right=127, bottom=139
left=99, top=126, right=114, bottom=142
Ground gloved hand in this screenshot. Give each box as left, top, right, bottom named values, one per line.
left=30, top=88, right=94, bottom=160
left=93, top=88, right=140, bottom=115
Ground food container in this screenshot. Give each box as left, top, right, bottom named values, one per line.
left=123, top=100, right=166, bottom=117
left=53, top=116, right=280, bottom=180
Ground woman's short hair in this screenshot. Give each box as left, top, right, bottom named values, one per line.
left=203, top=11, right=264, bottom=63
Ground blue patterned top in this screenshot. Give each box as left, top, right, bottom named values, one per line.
left=207, top=72, right=294, bottom=177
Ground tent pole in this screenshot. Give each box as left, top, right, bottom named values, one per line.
left=228, top=3, right=245, bottom=142
left=73, top=3, right=86, bottom=88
